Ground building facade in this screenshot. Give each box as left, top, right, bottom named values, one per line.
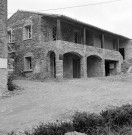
left=8, top=10, right=130, bottom=80
left=0, top=0, right=7, bottom=95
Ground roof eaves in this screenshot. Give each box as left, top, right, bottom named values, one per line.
left=17, top=10, right=130, bottom=40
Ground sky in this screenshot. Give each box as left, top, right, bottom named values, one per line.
left=8, top=0, right=132, bottom=38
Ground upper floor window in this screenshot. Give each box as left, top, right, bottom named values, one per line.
left=74, top=32, right=81, bottom=44
left=23, top=25, right=32, bottom=40
left=53, top=27, right=56, bottom=41
left=8, top=30, right=13, bottom=43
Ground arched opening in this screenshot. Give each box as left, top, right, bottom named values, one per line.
left=63, top=52, right=82, bottom=78
left=87, top=55, right=103, bottom=77
left=47, top=51, right=56, bottom=78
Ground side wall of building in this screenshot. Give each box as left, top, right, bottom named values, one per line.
left=120, top=40, right=132, bottom=60
left=0, top=0, right=7, bottom=95
left=8, top=11, right=42, bottom=50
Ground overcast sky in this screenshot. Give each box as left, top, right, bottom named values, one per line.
left=8, top=0, right=132, bottom=38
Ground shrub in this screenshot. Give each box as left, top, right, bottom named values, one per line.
left=100, top=104, right=132, bottom=130
left=72, top=112, right=104, bottom=135
left=31, top=121, right=74, bottom=135
left=7, top=131, right=16, bottom=135
left=7, top=131, right=31, bottom=135
left=7, top=74, right=16, bottom=91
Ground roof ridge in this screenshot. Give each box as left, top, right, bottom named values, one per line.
left=17, top=9, right=61, bottom=17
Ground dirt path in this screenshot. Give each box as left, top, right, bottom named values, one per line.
left=0, top=75, right=132, bottom=133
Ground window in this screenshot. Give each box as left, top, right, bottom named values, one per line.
left=23, top=25, right=32, bottom=40
left=24, top=56, right=32, bottom=71
left=74, top=32, right=81, bottom=44
left=53, top=27, right=56, bottom=41
left=8, top=30, right=13, bottom=43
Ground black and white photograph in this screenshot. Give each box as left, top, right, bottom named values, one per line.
left=0, top=0, right=132, bottom=134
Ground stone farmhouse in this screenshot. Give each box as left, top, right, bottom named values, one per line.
left=0, top=0, right=7, bottom=95
left=8, top=10, right=132, bottom=80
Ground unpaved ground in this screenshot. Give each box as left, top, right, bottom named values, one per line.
left=0, top=75, right=132, bottom=133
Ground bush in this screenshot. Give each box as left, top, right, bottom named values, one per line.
left=7, top=130, right=31, bottom=135
left=31, top=121, right=74, bottom=135
left=7, top=131, right=15, bottom=135
left=100, top=104, right=132, bottom=130
left=72, top=112, right=104, bottom=135
left=7, top=74, right=16, bottom=91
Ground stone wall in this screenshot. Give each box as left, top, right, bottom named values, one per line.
left=0, top=0, right=7, bottom=58
left=41, top=17, right=57, bottom=42
left=0, top=69, right=7, bottom=94
left=0, top=0, right=7, bottom=95
left=120, top=40, right=132, bottom=60
left=13, top=40, right=122, bottom=79
left=87, top=56, right=103, bottom=77
left=8, top=11, right=41, bottom=51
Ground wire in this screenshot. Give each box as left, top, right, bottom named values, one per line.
left=8, top=0, right=123, bottom=15
left=39, top=0, right=123, bottom=12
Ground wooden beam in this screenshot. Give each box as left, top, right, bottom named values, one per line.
left=117, top=38, right=119, bottom=51
left=56, top=19, right=62, bottom=40
left=83, top=28, right=86, bottom=45
left=101, top=34, right=104, bottom=48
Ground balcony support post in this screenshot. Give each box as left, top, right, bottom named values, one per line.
left=83, top=28, right=86, bottom=45
left=56, top=18, right=62, bottom=40
left=117, top=38, right=119, bottom=51
left=101, top=34, right=104, bottom=48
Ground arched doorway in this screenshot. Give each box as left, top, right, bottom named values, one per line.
left=63, top=52, right=82, bottom=78
left=47, top=51, right=56, bottom=78
left=87, top=55, right=103, bottom=77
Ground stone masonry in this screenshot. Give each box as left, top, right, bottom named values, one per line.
left=8, top=10, right=131, bottom=80
left=0, top=0, right=7, bottom=95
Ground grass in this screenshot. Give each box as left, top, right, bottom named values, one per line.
left=8, top=104, right=132, bottom=135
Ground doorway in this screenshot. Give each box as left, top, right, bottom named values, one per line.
left=119, top=48, right=125, bottom=59
left=63, top=52, right=81, bottom=78
left=50, top=52, right=56, bottom=78
left=73, top=59, right=80, bottom=78
left=87, top=55, right=103, bottom=77
left=105, top=60, right=117, bottom=76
